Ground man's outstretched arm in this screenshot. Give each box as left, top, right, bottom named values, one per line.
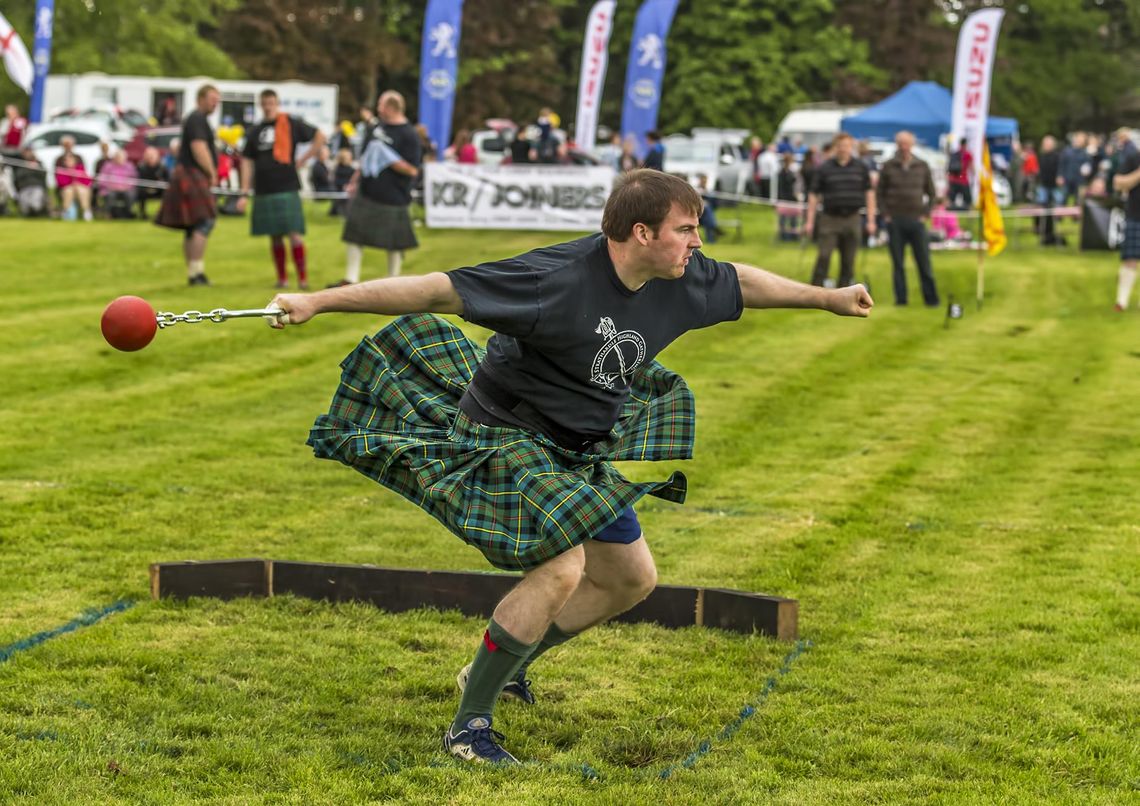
left=732, top=263, right=874, bottom=317
left=267, top=272, right=463, bottom=328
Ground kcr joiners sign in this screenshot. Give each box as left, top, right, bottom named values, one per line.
left=425, top=163, right=615, bottom=231
left=950, top=8, right=1004, bottom=198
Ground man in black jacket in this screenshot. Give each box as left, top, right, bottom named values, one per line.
left=1036, top=135, right=1064, bottom=245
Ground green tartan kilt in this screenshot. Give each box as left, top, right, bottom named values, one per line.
left=307, top=314, right=694, bottom=572
left=251, top=191, right=306, bottom=236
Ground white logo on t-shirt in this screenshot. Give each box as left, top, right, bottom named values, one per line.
left=590, top=316, right=646, bottom=389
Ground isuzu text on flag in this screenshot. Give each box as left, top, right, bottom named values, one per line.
left=950, top=8, right=1004, bottom=200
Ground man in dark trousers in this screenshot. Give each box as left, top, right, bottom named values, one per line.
left=1036, top=135, right=1064, bottom=246
left=331, top=90, right=421, bottom=285
left=155, top=84, right=220, bottom=286
left=1111, top=128, right=1140, bottom=311
left=267, top=170, right=874, bottom=764
left=877, top=130, right=939, bottom=306
left=237, top=88, right=326, bottom=290
left=804, top=132, right=876, bottom=288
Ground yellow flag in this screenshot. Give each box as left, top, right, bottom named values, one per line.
left=979, top=144, right=1007, bottom=257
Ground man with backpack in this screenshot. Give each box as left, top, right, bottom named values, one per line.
left=947, top=138, right=973, bottom=210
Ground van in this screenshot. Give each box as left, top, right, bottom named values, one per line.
left=775, top=103, right=866, bottom=150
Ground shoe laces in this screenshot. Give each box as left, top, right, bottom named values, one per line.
left=468, top=726, right=509, bottom=758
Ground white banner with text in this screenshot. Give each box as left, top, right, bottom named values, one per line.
left=424, top=162, right=615, bottom=231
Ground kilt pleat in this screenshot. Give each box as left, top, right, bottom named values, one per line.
left=155, top=165, right=216, bottom=230
left=307, top=314, right=693, bottom=571
left=251, top=191, right=306, bottom=236
left=341, top=194, right=418, bottom=250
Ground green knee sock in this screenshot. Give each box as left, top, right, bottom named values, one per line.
left=515, top=622, right=578, bottom=680
left=452, top=619, right=538, bottom=732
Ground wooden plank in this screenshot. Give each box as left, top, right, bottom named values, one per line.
left=151, top=559, right=269, bottom=600
left=271, top=562, right=517, bottom=619
left=150, top=560, right=798, bottom=639
left=611, top=585, right=700, bottom=629
left=700, top=588, right=798, bottom=641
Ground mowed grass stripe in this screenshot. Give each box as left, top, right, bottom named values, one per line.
left=2, top=211, right=1137, bottom=801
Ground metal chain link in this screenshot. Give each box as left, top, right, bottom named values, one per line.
left=155, top=306, right=282, bottom=329
left=155, top=309, right=229, bottom=329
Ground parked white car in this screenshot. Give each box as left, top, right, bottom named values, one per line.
left=663, top=133, right=751, bottom=195
left=24, top=120, right=131, bottom=189
left=49, top=105, right=149, bottom=139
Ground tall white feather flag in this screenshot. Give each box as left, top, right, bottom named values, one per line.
left=0, top=12, right=33, bottom=94
left=949, top=8, right=1004, bottom=200
left=574, top=0, right=616, bottom=152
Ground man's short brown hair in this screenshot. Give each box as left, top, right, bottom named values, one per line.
left=197, top=84, right=219, bottom=101
left=602, top=169, right=703, bottom=241
left=259, top=89, right=278, bottom=102
left=832, top=132, right=854, bottom=148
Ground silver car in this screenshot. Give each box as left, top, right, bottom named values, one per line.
left=662, top=133, right=751, bottom=195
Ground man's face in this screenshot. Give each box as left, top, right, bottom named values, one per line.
left=640, top=203, right=703, bottom=281
left=5, top=105, right=15, bottom=119
left=61, top=137, right=73, bottom=154
left=201, top=90, right=220, bottom=114
left=896, top=133, right=914, bottom=158
left=835, top=137, right=853, bottom=162
left=260, top=94, right=279, bottom=120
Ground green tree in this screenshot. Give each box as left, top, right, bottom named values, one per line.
left=0, top=0, right=241, bottom=112
left=985, top=0, right=1140, bottom=138
left=212, top=0, right=419, bottom=120
left=553, top=0, right=882, bottom=142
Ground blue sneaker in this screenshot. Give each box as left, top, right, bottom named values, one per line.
left=443, top=716, right=519, bottom=764
left=457, top=663, right=536, bottom=705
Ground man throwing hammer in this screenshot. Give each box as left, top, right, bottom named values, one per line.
left=269, top=169, right=874, bottom=764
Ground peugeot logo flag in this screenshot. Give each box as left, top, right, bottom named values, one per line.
left=418, top=0, right=464, bottom=159
left=620, top=0, right=680, bottom=160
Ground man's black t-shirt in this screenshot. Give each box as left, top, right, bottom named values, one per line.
left=1038, top=149, right=1061, bottom=188
left=241, top=115, right=318, bottom=195
left=179, top=111, right=217, bottom=172
left=1120, top=143, right=1140, bottom=221
left=448, top=234, right=743, bottom=439
left=359, top=121, right=421, bottom=205
left=809, top=157, right=870, bottom=215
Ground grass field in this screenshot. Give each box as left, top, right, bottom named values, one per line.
left=1, top=205, right=1137, bottom=804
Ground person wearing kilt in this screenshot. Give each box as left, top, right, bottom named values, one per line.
left=269, top=170, right=875, bottom=764
left=155, top=85, right=220, bottom=287
left=331, top=90, right=421, bottom=286
left=236, top=89, right=326, bottom=290
left=1112, top=128, right=1140, bottom=311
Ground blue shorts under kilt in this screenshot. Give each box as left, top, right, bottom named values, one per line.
left=1123, top=218, right=1140, bottom=261
left=592, top=507, right=642, bottom=544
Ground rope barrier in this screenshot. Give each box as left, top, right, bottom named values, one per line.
left=0, top=155, right=350, bottom=199
left=1, top=153, right=1093, bottom=216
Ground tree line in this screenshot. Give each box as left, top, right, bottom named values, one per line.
left=1, top=0, right=1136, bottom=141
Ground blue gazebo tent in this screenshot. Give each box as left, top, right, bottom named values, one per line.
left=841, top=81, right=1018, bottom=159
